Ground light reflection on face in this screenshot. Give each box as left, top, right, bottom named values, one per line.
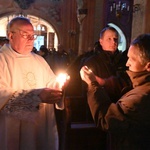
left=99, top=29, right=118, bottom=53
left=11, top=29, right=37, bottom=40
left=126, top=45, right=148, bottom=72
left=9, top=23, right=35, bottom=55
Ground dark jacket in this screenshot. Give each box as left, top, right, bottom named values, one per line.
left=84, top=49, right=130, bottom=102
left=87, top=71, right=150, bottom=150
left=84, top=49, right=126, bottom=77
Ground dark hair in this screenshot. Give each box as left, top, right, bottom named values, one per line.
left=100, top=26, right=118, bottom=38
left=131, top=34, right=150, bottom=63
left=39, top=45, right=48, bottom=55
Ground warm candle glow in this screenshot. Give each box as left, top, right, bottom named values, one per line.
left=56, top=73, right=70, bottom=89
left=85, top=66, right=92, bottom=73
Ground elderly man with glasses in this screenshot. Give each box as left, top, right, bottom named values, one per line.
left=0, top=17, right=67, bottom=150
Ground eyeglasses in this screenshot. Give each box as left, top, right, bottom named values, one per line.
left=11, top=29, right=37, bottom=40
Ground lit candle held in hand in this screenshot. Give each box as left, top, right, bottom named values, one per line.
left=56, top=73, right=70, bottom=90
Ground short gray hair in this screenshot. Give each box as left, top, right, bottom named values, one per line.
left=131, top=34, right=150, bottom=64
left=7, top=17, right=31, bottom=36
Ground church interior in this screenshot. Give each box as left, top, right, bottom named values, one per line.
left=0, top=0, right=150, bottom=150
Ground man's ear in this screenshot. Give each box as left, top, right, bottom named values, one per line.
left=7, top=32, right=12, bottom=40
left=146, top=62, right=150, bottom=71
left=99, top=38, right=102, bottom=45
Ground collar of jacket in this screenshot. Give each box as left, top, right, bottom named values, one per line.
left=100, top=49, right=120, bottom=55
left=126, top=70, right=150, bottom=88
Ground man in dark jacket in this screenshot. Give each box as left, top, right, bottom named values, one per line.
left=80, top=33, right=150, bottom=150
left=79, top=26, right=130, bottom=149
left=83, top=26, right=130, bottom=102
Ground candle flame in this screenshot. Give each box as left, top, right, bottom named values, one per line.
left=56, top=73, right=70, bottom=89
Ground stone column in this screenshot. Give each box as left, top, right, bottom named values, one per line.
left=76, top=0, right=87, bottom=55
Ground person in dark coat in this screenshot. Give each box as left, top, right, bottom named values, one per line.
left=83, top=26, right=130, bottom=102
left=79, top=26, right=130, bottom=149
left=80, top=33, right=150, bottom=150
